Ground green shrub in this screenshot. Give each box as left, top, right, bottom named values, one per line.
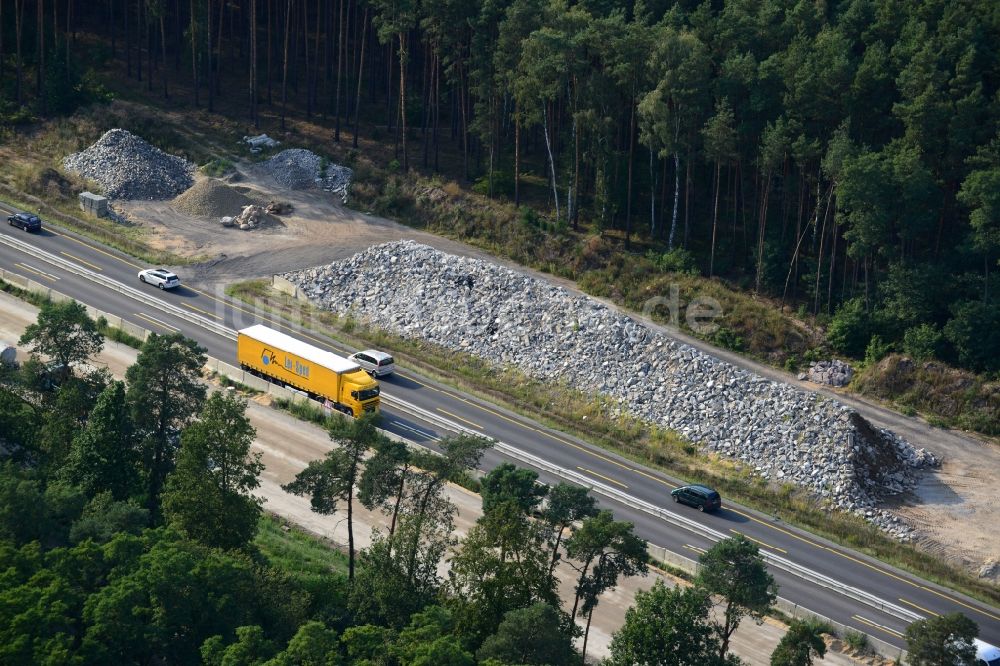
left=472, top=168, right=515, bottom=198
left=944, top=300, right=1000, bottom=373
left=711, top=326, right=746, bottom=352
left=827, top=297, right=871, bottom=358
left=648, top=247, right=699, bottom=274
left=902, top=323, right=942, bottom=361
left=864, top=334, right=891, bottom=365
left=844, top=629, right=869, bottom=652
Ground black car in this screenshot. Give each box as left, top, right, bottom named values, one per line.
left=7, top=212, right=42, bottom=232
left=671, top=484, right=722, bottom=512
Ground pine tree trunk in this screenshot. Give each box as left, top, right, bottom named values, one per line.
left=625, top=100, right=635, bottom=249
left=649, top=146, right=656, bottom=236
left=160, top=12, right=168, bottom=98
left=346, top=482, right=355, bottom=580
left=813, top=184, right=833, bottom=314
left=514, top=101, right=520, bottom=206
left=668, top=151, right=680, bottom=250
left=36, top=0, right=44, bottom=104
left=755, top=172, right=772, bottom=293
left=398, top=31, right=408, bottom=171
left=281, top=0, right=293, bottom=128
left=190, top=0, right=198, bottom=105
left=334, top=0, right=345, bottom=140
left=352, top=7, right=367, bottom=148
left=14, top=0, right=24, bottom=105
left=250, top=0, right=257, bottom=125
left=582, top=606, right=596, bottom=663
left=267, top=0, right=273, bottom=104
left=147, top=1, right=153, bottom=92
left=683, top=149, right=691, bottom=247
left=206, top=0, right=213, bottom=111
left=710, top=160, right=721, bottom=276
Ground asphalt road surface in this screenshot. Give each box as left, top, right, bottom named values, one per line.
left=2, top=213, right=998, bottom=648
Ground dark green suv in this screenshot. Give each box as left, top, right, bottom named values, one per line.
left=671, top=484, right=722, bottom=512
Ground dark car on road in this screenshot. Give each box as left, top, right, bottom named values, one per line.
left=671, top=484, right=722, bottom=512
left=7, top=212, right=42, bottom=232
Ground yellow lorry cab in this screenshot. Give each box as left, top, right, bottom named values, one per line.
left=237, top=324, right=379, bottom=416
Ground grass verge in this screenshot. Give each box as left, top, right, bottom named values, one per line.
left=229, top=280, right=1000, bottom=608
left=255, top=513, right=349, bottom=578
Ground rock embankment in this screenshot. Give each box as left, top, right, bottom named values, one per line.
left=282, top=241, right=937, bottom=539
left=63, top=129, right=194, bottom=200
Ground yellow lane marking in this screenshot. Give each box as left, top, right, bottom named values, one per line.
left=47, top=229, right=143, bottom=269
left=181, top=302, right=222, bottom=320
left=899, top=598, right=938, bottom=617
left=917, top=585, right=1000, bottom=622
left=683, top=544, right=706, bottom=554
left=851, top=615, right=903, bottom=639
left=632, top=468, right=677, bottom=488
left=15, top=263, right=58, bottom=281
left=726, top=508, right=825, bottom=549
left=730, top=529, right=787, bottom=554
left=577, top=467, right=628, bottom=488
left=60, top=251, right=103, bottom=271
left=134, top=312, right=179, bottom=332
left=436, top=407, right=483, bottom=430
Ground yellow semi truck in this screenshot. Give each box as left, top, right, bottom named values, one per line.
left=237, top=324, right=379, bottom=416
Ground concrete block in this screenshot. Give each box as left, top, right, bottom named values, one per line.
left=79, top=191, right=109, bottom=218
left=271, top=275, right=299, bottom=299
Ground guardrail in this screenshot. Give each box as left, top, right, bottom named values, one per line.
left=382, top=394, right=924, bottom=625
left=0, top=238, right=925, bottom=647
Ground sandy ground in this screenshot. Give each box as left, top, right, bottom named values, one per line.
left=0, top=292, right=878, bottom=665
left=102, top=159, right=1000, bottom=580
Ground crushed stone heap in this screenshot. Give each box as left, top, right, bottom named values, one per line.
left=283, top=241, right=939, bottom=540
left=258, top=148, right=352, bottom=201
left=173, top=178, right=256, bottom=218
left=63, top=128, right=195, bottom=200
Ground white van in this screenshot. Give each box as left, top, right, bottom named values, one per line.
left=349, top=349, right=396, bottom=377
left=975, top=639, right=1000, bottom=666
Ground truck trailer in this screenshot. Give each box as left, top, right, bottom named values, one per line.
left=237, top=324, right=379, bottom=416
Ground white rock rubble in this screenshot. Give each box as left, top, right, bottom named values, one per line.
left=282, top=241, right=938, bottom=539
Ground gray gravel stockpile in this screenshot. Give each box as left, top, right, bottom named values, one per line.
left=63, top=129, right=194, bottom=200
left=173, top=178, right=255, bottom=218
left=283, top=241, right=939, bottom=540
left=258, top=148, right=352, bottom=200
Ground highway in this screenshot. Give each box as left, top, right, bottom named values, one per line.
left=2, top=213, right=998, bottom=650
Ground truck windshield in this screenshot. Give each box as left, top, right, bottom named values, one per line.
left=356, top=386, right=380, bottom=402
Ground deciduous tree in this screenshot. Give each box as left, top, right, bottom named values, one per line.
left=162, top=392, right=264, bottom=550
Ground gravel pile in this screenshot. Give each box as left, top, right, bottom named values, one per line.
left=63, top=129, right=194, bottom=200
left=258, top=148, right=352, bottom=201
left=283, top=241, right=939, bottom=540
left=173, top=178, right=254, bottom=218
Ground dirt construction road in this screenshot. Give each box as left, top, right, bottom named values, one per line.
left=0, top=292, right=875, bottom=665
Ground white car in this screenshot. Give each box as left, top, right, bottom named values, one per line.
left=349, top=350, right=395, bottom=377
left=138, top=268, right=181, bottom=290
left=976, top=639, right=1000, bottom=666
